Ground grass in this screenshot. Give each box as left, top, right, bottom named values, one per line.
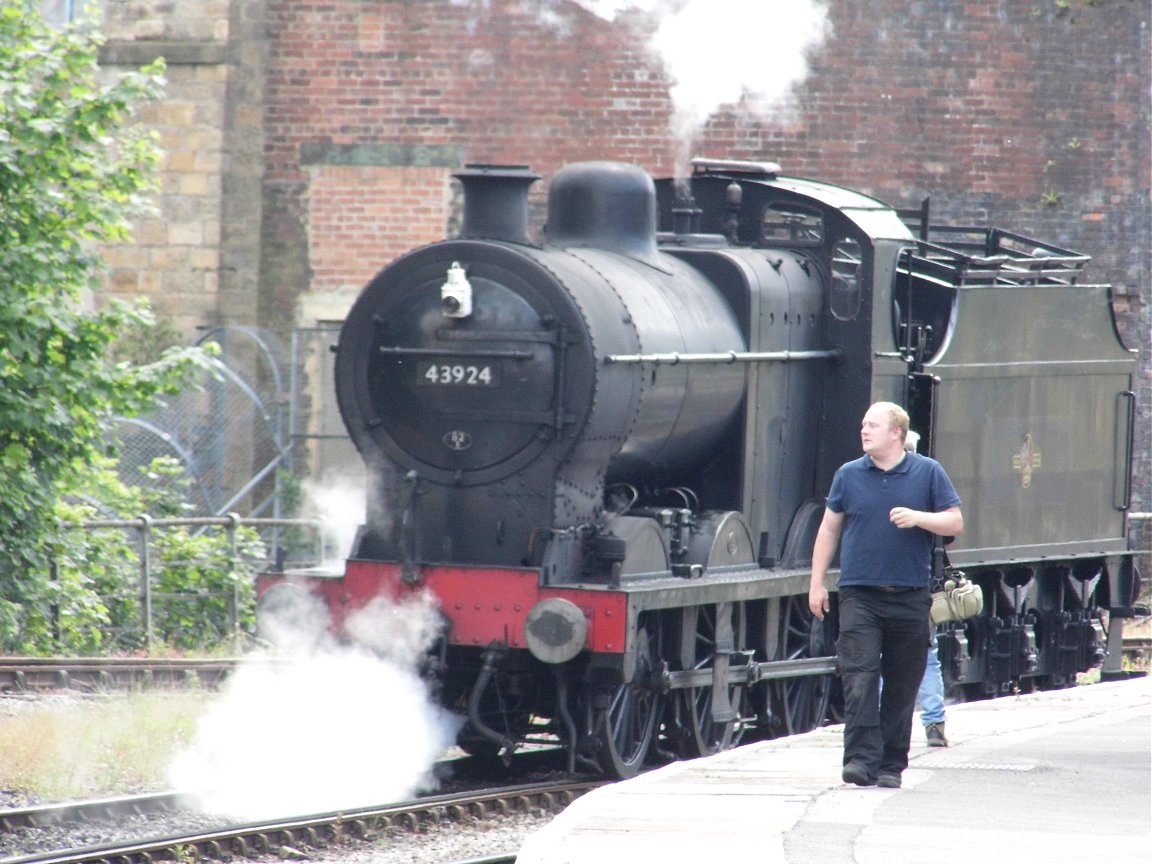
left=0, top=691, right=212, bottom=802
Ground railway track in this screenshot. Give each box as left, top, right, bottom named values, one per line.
left=1122, top=636, right=1151, bottom=669
left=0, top=658, right=239, bottom=694
left=0, top=781, right=597, bottom=864
left=3, top=634, right=1148, bottom=697
left=0, top=793, right=186, bottom=833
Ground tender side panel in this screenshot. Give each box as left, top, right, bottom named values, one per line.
left=927, top=283, right=1134, bottom=565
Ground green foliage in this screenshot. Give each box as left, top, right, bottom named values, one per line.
left=110, top=312, right=187, bottom=368
left=149, top=523, right=263, bottom=652
left=270, top=468, right=317, bottom=567
left=49, top=456, right=265, bottom=655
left=136, top=458, right=263, bottom=651
left=0, top=4, right=218, bottom=650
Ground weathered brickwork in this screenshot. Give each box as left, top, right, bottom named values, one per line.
left=91, top=0, right=1149, bottom=524
left=306, top=165, right=453, bottom=291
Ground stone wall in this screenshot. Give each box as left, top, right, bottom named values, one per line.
left=96, top=0, right=263, bottom=336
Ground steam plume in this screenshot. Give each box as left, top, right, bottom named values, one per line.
left=169, top=591, right=456, bottom=820
left=303, top=475, right=366, bottom=567
left=170, top=473, right=450, bottom=821
left=575, top=0, right=831, bottom=148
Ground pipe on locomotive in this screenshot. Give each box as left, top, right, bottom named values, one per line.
left=606, top=349, right=842, bottom=365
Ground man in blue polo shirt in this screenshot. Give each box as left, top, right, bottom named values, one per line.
left=808, top=401, right=963, bottom=788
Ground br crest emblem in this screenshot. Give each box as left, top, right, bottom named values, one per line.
left=1012, top=433, right=1041, bottom=488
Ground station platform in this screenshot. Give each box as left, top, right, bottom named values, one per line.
left=516, top=675, right=1151, bottom=864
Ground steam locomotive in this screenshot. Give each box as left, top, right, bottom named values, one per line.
left=257, top=158, right=1142, bottom=779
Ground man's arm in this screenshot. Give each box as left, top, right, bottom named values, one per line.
left=888, top=505, right=963, bottom=536
left=808, top=508, right=844, bottom=620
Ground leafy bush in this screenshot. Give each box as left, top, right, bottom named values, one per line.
left=48, top=457, right=265, bottom=655
left=0, top=4, right=217, bottom=650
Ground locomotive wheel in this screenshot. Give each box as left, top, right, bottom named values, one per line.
left=765, top=595, right=834, bottom=736
left=595, top=620, right=662, bottom=779
left=672, top=601, right=747, bottom=758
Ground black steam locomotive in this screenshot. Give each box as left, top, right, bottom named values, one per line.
left=258, top=158, right=1142, bottom=779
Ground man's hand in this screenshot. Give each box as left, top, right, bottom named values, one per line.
left=889, top=506, right=920, bottom=529
left=890, top=505, right=963, bottom=535
left=809, top=584, right=829, bottom=620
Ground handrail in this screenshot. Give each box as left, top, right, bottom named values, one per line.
left=605, top=349, right=841, bottom=365
left=1116, top=391, right=1136, bottom=511
left=59, top=516, right=328, bottom=651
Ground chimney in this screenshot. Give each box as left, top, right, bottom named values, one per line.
left=454, top=164, right=540, bottom=244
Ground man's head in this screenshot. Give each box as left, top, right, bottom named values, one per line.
left=861, top=401, right=909, bottom=460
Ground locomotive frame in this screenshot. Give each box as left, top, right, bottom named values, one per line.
left=258, top=157, right=1143, bottom=779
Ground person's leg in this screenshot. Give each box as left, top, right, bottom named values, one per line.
left=877, top=591, right=930, bottom=778
left=919, top=636, right=945, bottom=726
left=837, top=587, right=884, bottom=781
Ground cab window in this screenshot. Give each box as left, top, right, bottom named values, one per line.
left=830, top=237, right=862, bottom=321
left=760, top=204, right=824, bottom=247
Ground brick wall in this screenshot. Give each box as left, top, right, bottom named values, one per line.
left=252, top=0, right=1148, bottom=515
left=259, top=1, right=1149, bottom=295
left=94, top=1, right=226, bottom=335
left=305, top=165, right=452, bottom=292
left=90, top=0, right=1149, bottom=526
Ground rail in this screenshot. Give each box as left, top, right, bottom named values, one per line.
left=0, top=781, right=596, bottom=864
left=0, top=658, right=240, bottom=694
left=0, top=792, right=185, bottom=833
left=53, top=516, right=327, bottom=652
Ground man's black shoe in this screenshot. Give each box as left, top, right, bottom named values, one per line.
left=842, top=760, right=876, bottom=786
left=877, top=772, right=902, bottom=788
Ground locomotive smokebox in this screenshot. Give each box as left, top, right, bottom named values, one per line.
left=546, top=161, right=660, bottom=265
left=454, top=164, right=540, bottom=244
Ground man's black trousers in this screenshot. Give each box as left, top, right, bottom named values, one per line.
left=836, top=585, right=932, bottom=776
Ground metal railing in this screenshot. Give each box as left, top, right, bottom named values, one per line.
left=61, top=515, right=328, bottom=652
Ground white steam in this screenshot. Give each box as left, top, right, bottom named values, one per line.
left=344, top=594, right=445, bottom=667
left=169, top=591, right=457, bottom=820
left=574, top=0, right=830, bottom=146
left=451, top=1, right=830, bottom=159
left=303, top=476, right=366, bottom=566
left=653, top=1, right=829, bottom=142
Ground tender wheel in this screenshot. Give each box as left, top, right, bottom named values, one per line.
left=595, top=619, right=662, bottom=779
left=765, top=595, right=833, bottom=736
left=672, top=602, right=747, bottom=758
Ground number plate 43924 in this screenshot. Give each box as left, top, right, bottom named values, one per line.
left=416, top=360, right=501, bottom=387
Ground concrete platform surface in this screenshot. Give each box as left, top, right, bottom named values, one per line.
left=516, top=675, right=1151, bottom=864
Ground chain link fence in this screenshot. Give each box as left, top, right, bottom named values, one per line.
left=111, top=326, right=294, bottom=519
left=111, top=324, right=362, bottom=518
left=73, top=325, right=361, bottom=653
